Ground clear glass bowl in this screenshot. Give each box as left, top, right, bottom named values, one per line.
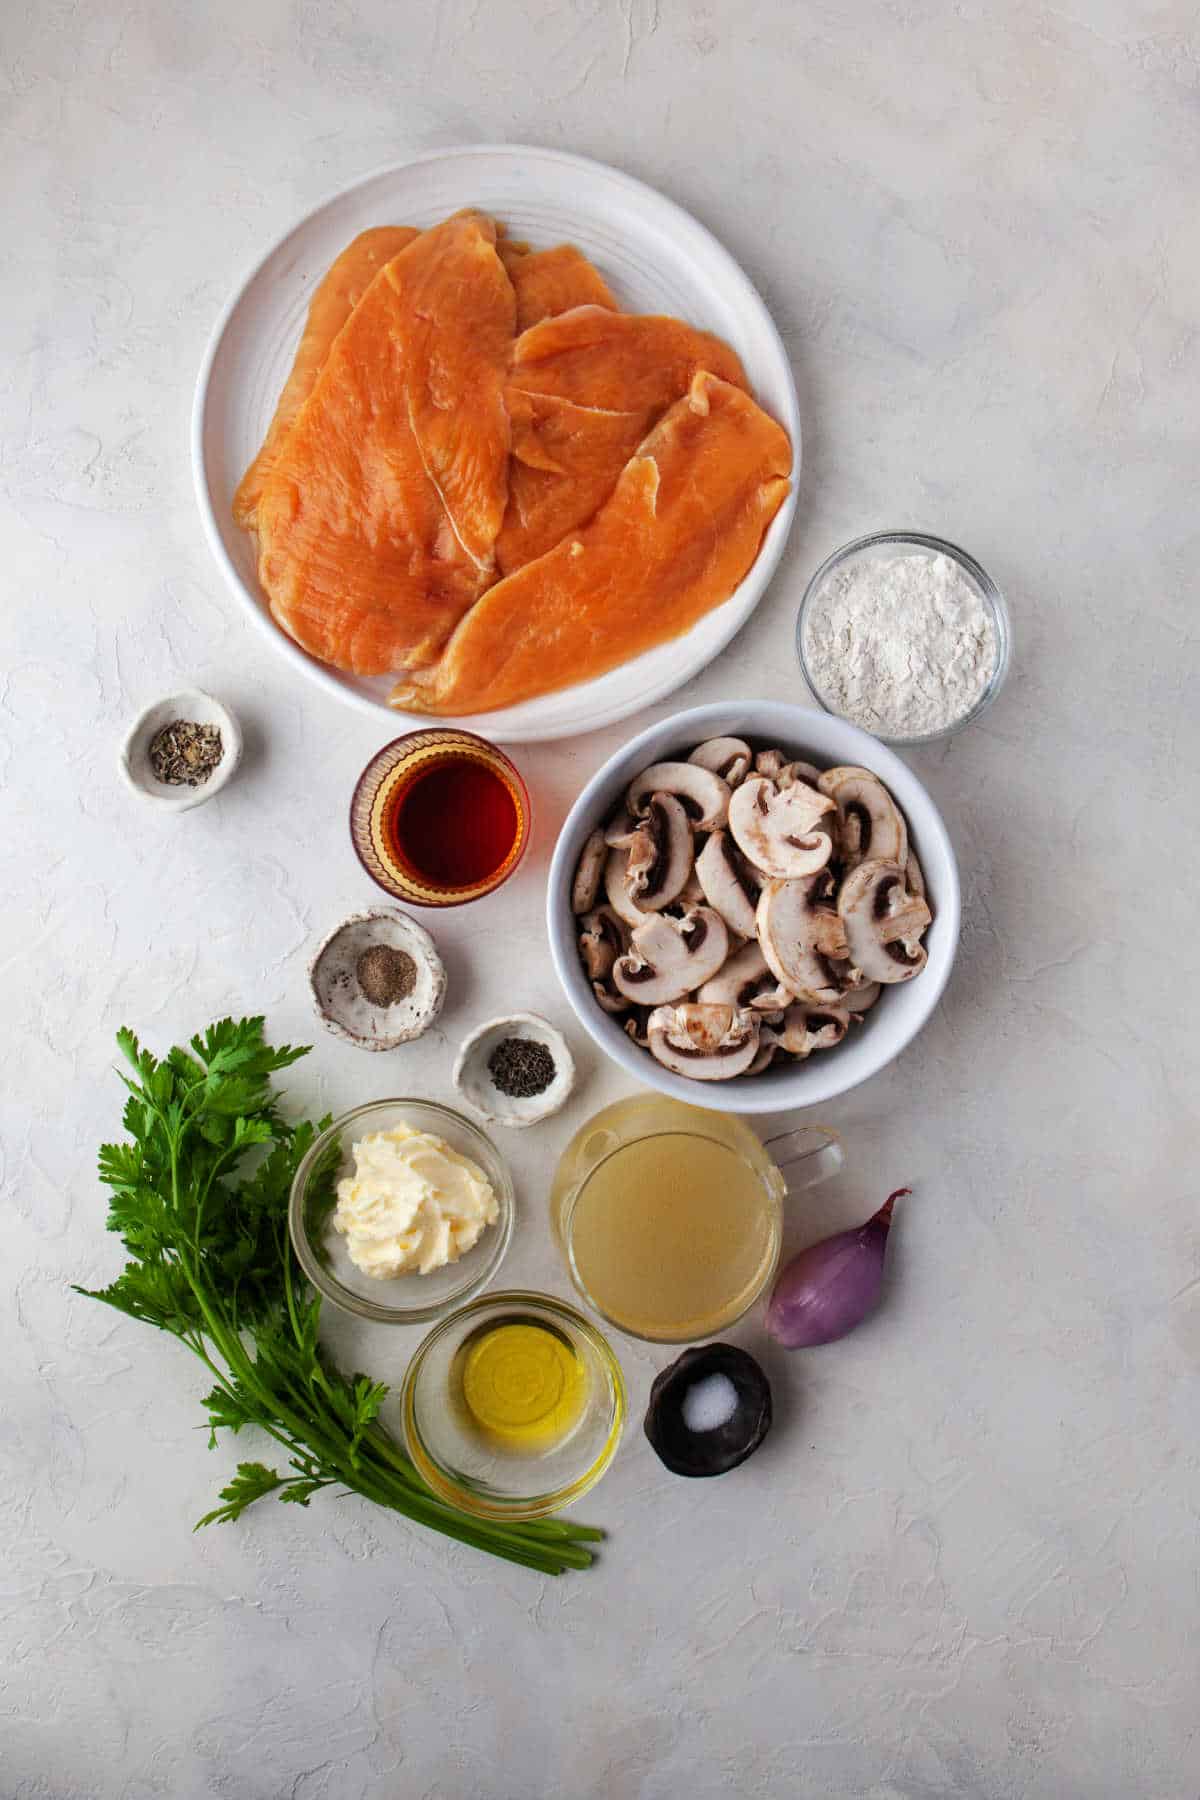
left=350, top=729, right=531, bottom=907
left=401, top=1291, right=626, bottom=1521
left=288, top=1099, right=513, bottom=1325
left=796, top=530, right=1012, bottom=746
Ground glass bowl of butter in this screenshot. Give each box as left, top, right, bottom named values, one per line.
left=289, top=1099, right=514, bottom=1325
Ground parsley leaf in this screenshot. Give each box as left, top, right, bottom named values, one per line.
left=77, top=1019, right=600, bottom=1575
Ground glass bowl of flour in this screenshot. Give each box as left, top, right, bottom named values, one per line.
left=796, top=531, right=1011, bottom=745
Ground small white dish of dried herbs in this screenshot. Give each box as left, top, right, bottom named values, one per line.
left=454, top=1013, right=576, bottom=1128
left=119, top=688, right=242, bottom=812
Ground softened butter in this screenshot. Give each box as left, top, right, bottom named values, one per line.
left=333, top=1124, right=498, bottom=1278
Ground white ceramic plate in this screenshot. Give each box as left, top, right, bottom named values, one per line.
left=547, top=701, right=960, bottom=1113
left=192, top=145, right=801, bottom=744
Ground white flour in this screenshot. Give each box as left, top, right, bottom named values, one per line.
left=803, top=549, right=999, bottom=738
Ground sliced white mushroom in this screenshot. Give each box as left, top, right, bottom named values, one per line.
left=695, top=828, right=759, bottom=938
left=745, top=1034, right=782, bottom=1076
left=603, top=808, right=639, bottom=849
left=774, top=775, right=839, bottom=831
left=773, top=1003, right=850, bottom=1057
left=728, top=776, right=835, bottom=879
left=623, top=1006, right=653, bottom=1048
left=817, top=766, right=908, bottom=872
left=604, top=847, right=653, bottom=930
left=756, top=875, right=850, bottom=1005
left=746, top=979, right=797, bottom=1012
left=838, top=858, right=932, bottom=985
left=736, top=851, right=765, bottom=895
left=689, top=737, right=752, bottom=787
left=583, top=740, right=930, bottom=1082
left=646, top=1002, right=761, bottom=1080
left=839, top=980, right=882, bottom=1017
left=571, top=829, right=608, bottom=914
left=778, top=759, right=823, bottom=789
left=698, top=939, right=793, bottom=1012
left=698, top=940, right=767, bottom=1005
left=578, top=905, right=628, bottom=982
left=612, top=907, right=730, bottom=1005
left=756, top=748, right=824, bottom=792
left=675, top=866, right=706, bottom=909
left=623, top=792, right=694, bottom=911
left=627, top=762, right=730, bottom=832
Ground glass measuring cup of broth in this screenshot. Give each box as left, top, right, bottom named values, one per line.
left=549, top=1095, right=842, bottom=1343
left=350, top=730, right=530, bottom=906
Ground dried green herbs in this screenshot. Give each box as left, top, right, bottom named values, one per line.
left=148, top=720, right=223, bottom=788
left=488, top=1036, right=557, bottom=1098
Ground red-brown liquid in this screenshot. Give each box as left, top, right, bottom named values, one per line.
left=388, top=756, right=519, bottom=890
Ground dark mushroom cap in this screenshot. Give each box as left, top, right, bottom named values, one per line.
left=643, top=1343, right=772, bottom=1477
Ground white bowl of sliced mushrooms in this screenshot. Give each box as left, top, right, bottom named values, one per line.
left=547, top=701, right=960, bottom=1112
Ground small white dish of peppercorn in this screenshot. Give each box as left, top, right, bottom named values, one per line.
left=309, top=908, right=447, bottom=1050
left=119, top=689, right=242, bottom=812
left=453, top=1013, right=575, bottom=1128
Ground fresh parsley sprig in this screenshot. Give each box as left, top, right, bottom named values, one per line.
left=77, top=1018, right=601, bottom=1575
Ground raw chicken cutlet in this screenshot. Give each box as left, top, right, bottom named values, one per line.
left=497, top=306, right=749, bottom=573
left=392, top=211, right=515, bottom=570
left=235, top=213, right=789, bottom=707
left=508, top=305, right=746, bottom=411
left=234, top=225, right=612, bottom=539
left=254, top=212, right=514, bottom=675
left=391, top=371, right=791, bottom=715
left=499, top=239, right=618, bottom=329
left=233, top=226, right=420, bottom=529
left=497, top=389, right=650, bottom=576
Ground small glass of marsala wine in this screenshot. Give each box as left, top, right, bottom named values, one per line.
left=351, top=731, right=531, bottom=907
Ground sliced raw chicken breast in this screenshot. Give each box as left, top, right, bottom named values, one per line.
left=233, top=226, right=419, bottom=528
left=497, top=389, right=650, bottom=575
left=499, top=240, right=619, bottom=329
left=494, top=305, right=751, bottom=572
left=391, top=371, right=791, bottom=714
left=254, top=213, right=513, bottom=675
left=509, top=305, right=747, bottom=411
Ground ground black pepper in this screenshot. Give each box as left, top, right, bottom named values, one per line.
left=488, top=1036, right=556, bottom=1098
left=148, top=720, right=223, bottom=787
left=356, top=945, right=417, bottom=1006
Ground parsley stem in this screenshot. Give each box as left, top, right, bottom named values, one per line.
left=86, top=1020, right=603, bottom=1576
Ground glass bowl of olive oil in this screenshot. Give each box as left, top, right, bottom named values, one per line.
left=400, top=1292, right=626, bottom=1520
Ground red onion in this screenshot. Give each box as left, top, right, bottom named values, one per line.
left=765, top=1189, right=910, bottom=1348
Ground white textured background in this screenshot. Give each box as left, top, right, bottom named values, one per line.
left=4, top=3, right=1199, bottom=1796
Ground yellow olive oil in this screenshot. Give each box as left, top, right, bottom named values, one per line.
left=452, top=1318, right=589, bottom=1456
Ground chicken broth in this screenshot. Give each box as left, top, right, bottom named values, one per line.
left=564, top=1131, right=777, bottom=1341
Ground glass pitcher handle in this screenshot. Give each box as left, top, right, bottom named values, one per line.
left=762, top=1124, right=843, bottom=1192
